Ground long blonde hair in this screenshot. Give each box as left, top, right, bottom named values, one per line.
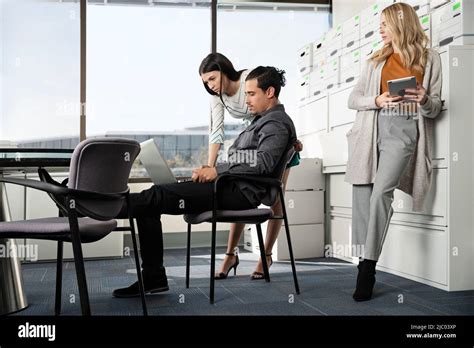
left=371, top=2, right=429, bottom=73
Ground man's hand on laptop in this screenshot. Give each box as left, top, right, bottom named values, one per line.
left=192, top=166, right=217, bottom=183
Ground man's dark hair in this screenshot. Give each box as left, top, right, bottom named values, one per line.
left=245, top=66, right=286, bottom=98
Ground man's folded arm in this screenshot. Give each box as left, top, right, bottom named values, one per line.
left=215, top=120, right=290, bottom=176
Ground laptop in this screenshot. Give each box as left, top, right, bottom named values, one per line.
left=139, top=138, right=193, bottom=185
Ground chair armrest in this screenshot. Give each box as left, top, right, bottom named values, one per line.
left=0, top=177, right=69, bottom=195
left=38, top=167, right=68, bottom=187
left=0, top=177, right=128, bottom=201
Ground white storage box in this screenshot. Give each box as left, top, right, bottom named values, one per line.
left=325, top=56, right=340, bottom=80
left=342, top=14, right=361, bottom=55
left=360, top=39, right=384, bottom=60
left=312, top=50, right=326, bottom=71
left=340, top=48, right=361, bottom=85
left=298, top=73, right=311, bottom=102
left=431, top=0, right=474, bottom=48
left=430, top=0, right=450, bottom=9
left=324, top=75, right=339, bottom=92
left=313, top=34, right=328, bottom=58
left=297, top=43, right=313, bottom=75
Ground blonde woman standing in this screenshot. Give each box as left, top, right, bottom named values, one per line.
left=345, top=2, right=442, bottom=301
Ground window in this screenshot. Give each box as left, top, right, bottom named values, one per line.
left=87, top=3, right=215, bottom=175
left=217, top=2, right=330, bottom=122
left=0, top=0, right=80, bottom=148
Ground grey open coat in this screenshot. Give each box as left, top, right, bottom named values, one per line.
left=344, top=48, right=443, bottom=212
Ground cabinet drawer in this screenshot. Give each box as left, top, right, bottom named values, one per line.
left=327, top=215, right=353, bottom=259
left=378, top=223, right=448, bottom=285
left=392, top=168, right=447, bottom=226
left=298, top=132, right=324, bottom=159
left=319, top=123, right=352, bottom=171
left=297, top=96, right=327, bottom=136
left=433, top=110, right=448, bottom=164
left=286, top=158, right=325, bottom=191
left=247, top=223, right=325, bottom=260
left=328, top=173, right=352, bottom=212
left=284, top=191, right=324, bottom=225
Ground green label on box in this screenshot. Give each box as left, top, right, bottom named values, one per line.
left=354, top=51, right=360, bottom=57
left=422, top=16, right=429, bottom=24
left=373, top=4, right=378, bottom=11
left=453, top=1, right=461, bottom=11
left=355, top=15, right=360, bottom=21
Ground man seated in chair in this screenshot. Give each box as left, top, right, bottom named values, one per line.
left=113, top=66, right=298, bottom=297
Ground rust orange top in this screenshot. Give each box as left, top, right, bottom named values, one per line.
left=381, top=53, right=424, bottom=95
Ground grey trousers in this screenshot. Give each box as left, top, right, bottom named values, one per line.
left=352, top=110, right=418, bottom=261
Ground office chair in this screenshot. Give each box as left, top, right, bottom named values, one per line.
left=184, top=148, right=300, bottom=304
left=0, top=138, right=147, bottom=316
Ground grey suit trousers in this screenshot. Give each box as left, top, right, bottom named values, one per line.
left=352, top=109, right=418, bottom=261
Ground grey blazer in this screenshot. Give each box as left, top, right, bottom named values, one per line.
left=344, top=48, right=443, bottom=212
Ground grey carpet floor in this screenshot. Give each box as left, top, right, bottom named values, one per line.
left=13, top=247, right=474, bottom=316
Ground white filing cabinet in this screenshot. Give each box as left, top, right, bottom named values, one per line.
left=244, top=158, right=325, bottom=261
left=295, top=2, right=474, bottom=291
left=323, top=46, right=474, bottom=291
left=296, top=94, right=327, bottom=137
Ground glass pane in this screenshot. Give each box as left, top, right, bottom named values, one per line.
left=87, top=3, right=212, bottom=178
left=217, top=3, right=330, bottom=128
left=0, top=0, right=80, bottom=149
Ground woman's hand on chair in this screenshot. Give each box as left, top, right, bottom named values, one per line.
left=294, top=139, right=303, bottom=152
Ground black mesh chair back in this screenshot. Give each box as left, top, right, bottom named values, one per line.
left=67, top=137, right=140, bottom=220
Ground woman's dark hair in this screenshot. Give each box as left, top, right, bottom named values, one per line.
left=198, top=53, right=244, bottom=96
left=246, top=66, right=286, bottom=98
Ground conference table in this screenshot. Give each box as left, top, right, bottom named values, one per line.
left=0, top=148, right=72, bottom=315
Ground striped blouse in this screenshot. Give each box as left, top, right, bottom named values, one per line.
left=209, top=69, right=255, bottom=144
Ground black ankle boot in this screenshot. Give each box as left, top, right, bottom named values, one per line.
left=353, top=259, right=377, bottom=302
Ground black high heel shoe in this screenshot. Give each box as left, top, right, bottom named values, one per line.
left=353, top=259, right=377, bottom=301
left=215, top=251, right=239, bottom=280
left=250, top=253, right=273, bottom=280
